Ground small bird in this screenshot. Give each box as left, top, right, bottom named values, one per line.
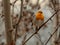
left=33, top=11, right=44, bottom=29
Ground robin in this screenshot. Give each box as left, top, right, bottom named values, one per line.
left=33, top=11, right=44, bottom=29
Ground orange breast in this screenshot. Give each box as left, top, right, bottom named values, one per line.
left=36, top=12, right=44, bottom=20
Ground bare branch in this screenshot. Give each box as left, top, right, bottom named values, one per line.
left=10, top=0, right=18, bottom=6
left=15, top=0, right=23, bottom=42
left=22, top=9, right=60, bottom=45
left=35, top=33, right=44, bottom=45
left=22, top=34, right=27, bottom=45
left=45, top=24, right=60, bottom=45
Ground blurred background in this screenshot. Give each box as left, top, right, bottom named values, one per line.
left=0, top=0, right=60, bottom=45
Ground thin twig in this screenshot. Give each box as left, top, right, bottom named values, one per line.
left=35, top=33, right=44, bottom=45
left=22, top=9, right=60, bottom=45
left=10, top=0, right=18, bottom=15
left=13, top=0, right=18, bottom=4
left=45, top=24, right=60, bottom=45
left=37, top=33, right=44, bottom=45
left=10, top=0, right=18, bottom=6
left=15, top=0, right=23, bottom=42
left=22, top=34, right=27, bottom=45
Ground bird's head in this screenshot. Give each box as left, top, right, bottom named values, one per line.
left=36, top=11, right=44, bottom=21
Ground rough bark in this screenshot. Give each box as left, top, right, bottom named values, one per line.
left=3, top=0, right=13, bottom=45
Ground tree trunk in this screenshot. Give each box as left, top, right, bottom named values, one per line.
left=3, top=0, right=13, bottom=45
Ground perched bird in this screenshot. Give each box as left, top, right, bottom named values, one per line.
left=33, top=11, right=44, bottom=29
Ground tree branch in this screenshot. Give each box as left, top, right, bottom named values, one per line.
left=14, top=0, right=23, bottom=42
left=45, top=24, right=60, bottom=45
left=10, top=0, right=18, bottom=6
left=22, top=9, right=60, bottom=45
